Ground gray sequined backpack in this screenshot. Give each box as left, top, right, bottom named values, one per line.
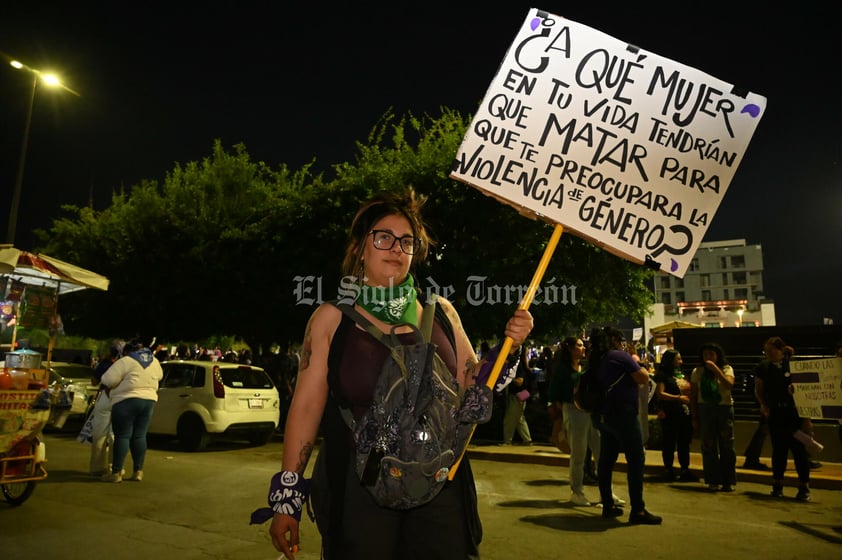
left=331, top=295, right=490, bottom=510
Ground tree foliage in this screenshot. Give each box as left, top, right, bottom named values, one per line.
left=36, top=109, right=654, bottom=354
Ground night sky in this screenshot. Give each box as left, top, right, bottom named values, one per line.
left=1, top=2, right=839, bottom=325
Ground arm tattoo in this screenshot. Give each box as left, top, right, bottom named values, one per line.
left=463, top=357, right=480, bottom=381
left=295, top=442, right=314, bottom=474
left=299, top=321, right=313, bottom=372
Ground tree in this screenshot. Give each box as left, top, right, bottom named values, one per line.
left=36, top=109, right=654, bottom=350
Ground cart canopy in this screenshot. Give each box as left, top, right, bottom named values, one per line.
left=0, top=245, right=109, bottom=294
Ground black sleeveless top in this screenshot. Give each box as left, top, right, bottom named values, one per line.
left=327, top=304, right=458, bottom=426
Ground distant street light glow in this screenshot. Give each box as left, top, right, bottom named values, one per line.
left=4, top=55, right=81, bottom=245
left=41, top=73, right=61, bottom=87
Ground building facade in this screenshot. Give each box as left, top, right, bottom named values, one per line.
left=646, top=239, right=776, bottom=332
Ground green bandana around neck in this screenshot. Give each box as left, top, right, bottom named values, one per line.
left=358, top=275, right=418, bottom=325
left=700, top=372, right=721, bottom=404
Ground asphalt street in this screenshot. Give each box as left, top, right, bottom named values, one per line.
left=1, top=430, right=840, bottom=560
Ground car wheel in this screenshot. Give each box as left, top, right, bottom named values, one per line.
left=176, top=414, right=210, bottom=452
left=247, top=429, right=274, bottom=446
left=2, top=481, right=36, bottom=505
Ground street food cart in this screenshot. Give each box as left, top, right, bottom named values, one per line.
left=0, top=388, right=52, bottom=504
left=0, top=244, right=109, bottom=504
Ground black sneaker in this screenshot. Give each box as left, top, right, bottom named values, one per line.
left=720, top=484, right=735, bottom=493
left=770, top=483, right=784, bottom=498
left=795, top=487, right=811, bottom=502
left=601, top=505, right=624, bottom=519
left=743, top=461, right=769, bottom=471
left=629, top=510, right=663, bottom=525
left=808, top=460, right=822, bottom=469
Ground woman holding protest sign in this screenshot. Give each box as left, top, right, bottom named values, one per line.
left=251, top=187, right=534, bottom=559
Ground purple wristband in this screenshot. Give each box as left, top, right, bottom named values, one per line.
left=249, top=470, right=310, bottom=525
left=475, top=344, right=520, bottom=393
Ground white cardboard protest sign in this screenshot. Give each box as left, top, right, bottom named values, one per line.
left=450, top=8, right=766, bottom=277
left=791, top=357, right=842, bottom=420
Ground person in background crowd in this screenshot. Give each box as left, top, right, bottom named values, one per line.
left=478, top=341, right=491, bottom=360
left=628, top=340, right=655, bottom=446
left=100, top=338, right=164, bottom=483
left=500, top=345, right=534, bottom=446
left=175, top=343, right=192, bottom=360
left=755, top=336, right=812, bottom=501
left=153, top=344, right=169, bottom=362
left=549, top=336, right=600, bottom=506
left=742, top=345, right=822, bottom=472
left=255, top=188, right=534, bottom=559
left=655, top=349, right=697, bottom=482
left=87, top=341, right=123, bottom=475
left=589, top=326, right=662, bottom=525
left=266, top=342, right=299, bottom=433
left=535, top=345, right=554, bottom=403
left=690, top=342, right=737, bottom=492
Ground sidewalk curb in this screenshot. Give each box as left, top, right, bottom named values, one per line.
left=466, top=443, right=842, bottom=491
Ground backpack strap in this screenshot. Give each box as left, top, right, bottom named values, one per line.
left=332, top=303, right=397, bottom=348
left=331, top=296, right=437, bottom=348
left=327, top=296, right=437, bottom=429
left=419, top=293, right=437, bottom=343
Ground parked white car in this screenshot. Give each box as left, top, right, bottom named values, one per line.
left=47, top=362, right=98, bottom=418
left=149, top=360, right=279, bottom=451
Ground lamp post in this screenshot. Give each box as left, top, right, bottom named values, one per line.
left=5, top=58, right=80, bottom=245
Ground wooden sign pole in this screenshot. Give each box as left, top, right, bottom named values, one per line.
left=449, top=223, right=564, bottom=479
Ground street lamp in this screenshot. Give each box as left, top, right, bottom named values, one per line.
left=5, top=57, right=80, bottom=245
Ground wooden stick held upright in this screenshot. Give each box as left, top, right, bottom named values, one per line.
left=448, top=223, right=564, bottom=479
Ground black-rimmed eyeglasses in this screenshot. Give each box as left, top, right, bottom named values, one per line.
left=370, top=230, right=421, bottom=255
